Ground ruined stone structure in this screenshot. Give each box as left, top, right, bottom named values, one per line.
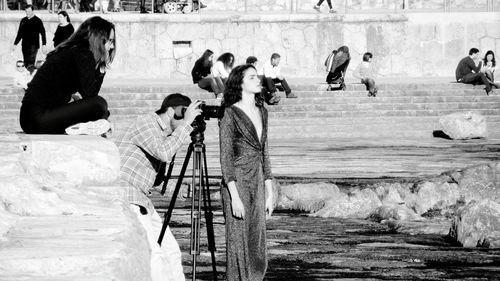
left=1, top=11, right=499, bottom=79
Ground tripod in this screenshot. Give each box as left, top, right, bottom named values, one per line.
left=157, top=122, right=217, bottom=281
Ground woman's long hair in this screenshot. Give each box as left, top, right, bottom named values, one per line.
left=200, top=49, right=214, bottom=68
left=217, top=52, right=235, bottom=70
left=483, top=50, right=496, bottom=67
left=58, top=11, right=70, bottom=23
left=48, top=16, right=116, bottom=70
left=337, top=45, right=350, bottom=60
left=222, top=64, right=262, bottom=108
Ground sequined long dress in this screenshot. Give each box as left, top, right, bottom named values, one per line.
left=219, top=105, right=273, bottom=281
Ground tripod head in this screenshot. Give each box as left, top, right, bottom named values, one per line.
left=190, top=115, right=206, bottom=144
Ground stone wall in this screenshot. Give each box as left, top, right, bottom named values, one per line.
left=0, top=12, right=499, bottom=79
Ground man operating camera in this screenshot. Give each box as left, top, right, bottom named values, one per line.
left=115, top=93, right=202, bottom=281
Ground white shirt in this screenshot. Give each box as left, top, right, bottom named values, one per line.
left=263, top=60, right=281, bottom=79
left=211, top=61, right=230, bottom=78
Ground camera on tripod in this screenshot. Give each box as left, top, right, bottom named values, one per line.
left=186, top=101, right=224, bottom=137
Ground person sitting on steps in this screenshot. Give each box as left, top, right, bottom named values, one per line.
left=263, top=53, right=297, bottom=99
left=212, top=52, right=234, bottom=85
left=456, top=48, right=499, bottom=96
left=191, top=49, right=225, bottom=99
left=481, top=50, right=496, bottom=83
left=246, top=55, right=280, bottom=105
left=353, top=52, right=378, bottom=97
left=325, top=45, right=350, bottom=91
left=19, top=16, right=115, bottom=137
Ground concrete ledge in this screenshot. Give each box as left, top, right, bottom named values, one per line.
left=0, top=134, right=150, bottom=280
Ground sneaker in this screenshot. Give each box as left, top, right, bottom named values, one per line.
left=268, top=95, right=281, bottom=105
left=65, top=119, right=112, bottom=136
left=313, top=5, right=320, bottom=12
left=286, top=93, right=298, bottom=98
left=199, top=2, right=207, bottom=8
left=329, top=9, right=336, bottom=13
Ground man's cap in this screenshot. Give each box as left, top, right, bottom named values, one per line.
left=156, top=93, right=191, bottom=114
left=163, top=93, right=191, bottom=107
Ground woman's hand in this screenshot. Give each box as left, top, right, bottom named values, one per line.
left=265, top=193, right=274, bottom=218
left=231, top=195, right=245, bottom=219
left=265, top=179, right=274, bottom=218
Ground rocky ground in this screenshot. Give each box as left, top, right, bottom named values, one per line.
left=153, top=188, right=500, bottom=281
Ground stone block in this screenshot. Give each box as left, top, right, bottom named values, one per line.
left=450, top=200, right=500, bottom=248
left=439, top=111, right=488, bottom=140
left=20, top=135, right=121, bottom=186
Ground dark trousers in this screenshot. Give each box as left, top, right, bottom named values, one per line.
left=197, top=76, right=225, bottom=95
left=20, top=96, right=109, bottom=134
left=361, top=78, right=377, bottom=93
left=460, top=72, right=491, bottom=92
left=264, top=77, right=291, bottom=95
left=22, top=45, right=38, bottom=74
left=316, top=0, right=332, bottom=8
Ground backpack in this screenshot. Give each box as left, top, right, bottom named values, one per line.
left=324, top=51, right=337, bottom=72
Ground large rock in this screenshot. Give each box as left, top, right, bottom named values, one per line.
left=449, top=200, right=500, bottom=248
left=439, top=111, right=487, bottom=140
left=0, top=134, right=151, bottom=280
left=312, top=188, right=382, bottom=219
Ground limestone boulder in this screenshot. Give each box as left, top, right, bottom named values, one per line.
left=410, top=182, right=461, bottom=215
left=449, top=200, right=500, bottom=248
left=439, top=111, right=487, bottom=139
left=276, top=182, right=337, bottom=212
left=369, top=204, right=421, bottom=223
left=312, top=188, right=382, bottom=219
left=449, top=162, right=500, bottom=204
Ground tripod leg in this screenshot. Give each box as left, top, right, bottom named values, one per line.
left=190, top=145, right=204, bottom=281
left=160, top=154, right=177, bottom=195
left=202, top=145, right=218, bottom=280
left=158, top=144, right=193, bottom=245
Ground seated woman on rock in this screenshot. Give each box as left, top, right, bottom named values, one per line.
left=19, top=16, right=115, bottom=136
left=212, top=52, right=235, bottom=85
left=325, top=45, right=350, bottom=91
left=191, top=49, right=225, bottom=99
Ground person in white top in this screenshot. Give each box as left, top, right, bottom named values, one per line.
left=13, top=60, right=31, bottom=90
left=481, top=50, right=496, bottom=83
left=352, top=52, right=378, bottom=97
left=263, top=53, right=297, bottom=99
left=212, top=52, right=234, bottom=81
left=246, top=56, right=281, bottom=105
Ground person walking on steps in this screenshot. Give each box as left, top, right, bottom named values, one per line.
left=313, top=0, right=336, bottom=13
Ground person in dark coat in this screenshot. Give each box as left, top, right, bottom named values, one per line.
left=12, top=5, right=47, bottom=74
left=191, top=49, right=225, bottom=98
left=456, top=48, right=498, bottom=95
left=220, top=64, right=274, bottom=281
left=53, top=11, right=74, bottom=48
left=19, top=16, right=116, bottom=135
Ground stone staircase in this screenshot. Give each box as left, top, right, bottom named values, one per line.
left=1, top=81, right=499, bottom=139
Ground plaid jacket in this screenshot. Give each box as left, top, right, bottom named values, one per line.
left=115, top=112, right=192, bottom=214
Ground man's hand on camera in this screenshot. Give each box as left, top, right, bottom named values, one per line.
left=183, top=100, right=203, bottom=124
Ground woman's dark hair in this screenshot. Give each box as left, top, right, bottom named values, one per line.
left=222, top=64, right=262, bottom=107
left=200, top=49, right=214, bottom=68
left=362, top=52, right=373, bottom=62
left=337, top=45, right=350, bottom=60
left=217, top=52, right=235, bottom=69
left=58, top=11, right=70, bottom=23
left=48, top=16, right=116, bottom=71
left=483, top=50, right=496, bottom=67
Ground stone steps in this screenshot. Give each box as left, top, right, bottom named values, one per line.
left=1, top=81, right=498, bottom=139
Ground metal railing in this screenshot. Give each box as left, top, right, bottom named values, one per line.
left=1, top=0, right=498, bottom=13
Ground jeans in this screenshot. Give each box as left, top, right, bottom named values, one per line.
left=361, top=78, right=377, bottom=94
left=22, top=45, right=38, bottom=74
left=197, top=76, right=225, bottom=95
left=460, top=72, right=492, bottom=92
left=131, top=205, right=185, bottom=281
left=264, top=77, right=291, bottom=95
left=316, top=0, right=332, bottom=8
left=20, top=96, right=109, bottom=134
